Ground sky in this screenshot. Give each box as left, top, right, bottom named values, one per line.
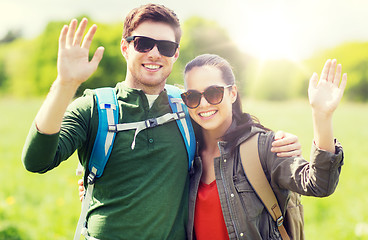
left=1, top=0, right=368, bottom=61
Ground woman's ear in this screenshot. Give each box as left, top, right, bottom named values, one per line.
left=230, top=85, right=238, bottom=104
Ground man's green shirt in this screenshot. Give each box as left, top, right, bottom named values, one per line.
left=22, top=83, right=189, bottom=239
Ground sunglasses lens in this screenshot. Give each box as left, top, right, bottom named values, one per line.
left=134, top=37, right=155, bottom=53
left=181, top=91, right=202, bottom=109
left=131, top=36, right=177, bottom=57
left=181, top=86, right=227, bottom=109
left=157, top=41, right=178, bottom=57
left=204, top=86, right=224, bottom=105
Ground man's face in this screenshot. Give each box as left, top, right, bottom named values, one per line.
left=121, top=21, right=180, bottom=94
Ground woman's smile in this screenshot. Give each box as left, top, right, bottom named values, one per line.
left=198, top=110, right=217, bottom=118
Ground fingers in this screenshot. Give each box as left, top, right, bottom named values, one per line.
left=272, top=131, right=302, bottom=157
left=78, top=179, right=84, bottom=186
left=334, top=64, right=347, bottom=92
left=81, top=24, right=98, bottom=50
left=276, top=149, right=302, bottom=158
left=271, top=141, right=301, bottom=153
left=272, top=132, right=298, bottom=147
left=66, top=19, right=78, bottom=47
left=340, top=73, right=348, bottom=91
left=333, top=63, right=342, bottom=86
left=332, top=61, right=347, bottom=91
left=79, top=185, right=85, bottom=202
left=309, top=72, right=318, bottom=90
left=73, top=18, right=88, bottom=46
left=79, top=185, right=85, bottom=195
left=88, top=47, right=105, bottom=73
left=78, top=179, right=85, bottom=202
left=320, top=59, right=331, bottom=81
left=319, top=59, right=347, bottom=88
left=62, top=18, right=96, bottom=49
left=90, top=46, right=105, bottom=68
left=58, top=25, right=68, bottom=49
left=327, top=59, right=337, bottom=83
left=323, top=59, right=347, bottom=90
left=274, top=130, right=285, bottom=140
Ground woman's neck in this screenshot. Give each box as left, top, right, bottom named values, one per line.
left=197, top=113, right=233, bottom=184
left=200, top=128, right=232, bottom=183
left=201, top=130, right=222, bottom=153
left=200, top=116, right=232, bottom=152
left=198, top=118, right=233, bottom=184
left=199, top=133, right=220, bottom=184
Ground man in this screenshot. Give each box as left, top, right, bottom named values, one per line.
left=22, top=4, right=301, bottom=239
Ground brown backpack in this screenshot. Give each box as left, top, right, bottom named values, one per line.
left=240, top=133, right=305, bottom=240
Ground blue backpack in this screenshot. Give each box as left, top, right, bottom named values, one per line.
left=74, top=84, right=196, bottom=240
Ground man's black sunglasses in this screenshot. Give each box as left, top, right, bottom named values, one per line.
left=126, top=36, right=179, bottom=57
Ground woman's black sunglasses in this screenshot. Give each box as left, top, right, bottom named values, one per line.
left=125, top=36, right=179, bottom=57
left=181, top=85, right=233, bottom=109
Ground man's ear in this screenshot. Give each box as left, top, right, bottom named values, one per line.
left=172, top=46, right=180, bottom=63
left=121, top=39, right=129, bottom=60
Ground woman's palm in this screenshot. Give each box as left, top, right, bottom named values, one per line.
left=308, top=59, right=347, bottom=115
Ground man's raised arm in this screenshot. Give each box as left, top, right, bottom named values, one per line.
left=35, top=18, right=104, bottom=134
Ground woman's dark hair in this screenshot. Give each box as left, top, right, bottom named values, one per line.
left=184, top=54, right=270, bottom=148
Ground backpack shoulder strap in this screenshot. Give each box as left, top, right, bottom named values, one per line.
left=88, top=87, right=119, bottom=179
left=239, top=133, right=290, bottom=240
left=74, top=87, right=119, bottom=240
left=165, top=84, right=196, bottom=170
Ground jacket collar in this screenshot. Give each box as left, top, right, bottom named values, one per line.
left=223, top=119, right=266, bottom=150
left=194, top=118, right=267, bottom=156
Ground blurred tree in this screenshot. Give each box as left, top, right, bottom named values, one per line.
left=0, top=60, right=6, bottom=91
left=0, top=29, right=22, bottom=44
left=246, top=59, right=300, bottom=100
left=0, top=39, right=37, bottom=96
left=172, top=17, right=249, bottom=96
left=1, top=17, right=368, bottom=102
left=29, top=18, right=126, bottom=97
left=30, top=21, right=60, bottom=95
left=0, top=224, right=29, bottom=240
left=0, top=17, right=125, bottom=97
left=348, top=60, right=368, bottom=101
left=304, top=42, right=368, bottom=102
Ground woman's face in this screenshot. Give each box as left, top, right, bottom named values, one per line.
left=184, top=65, right=237, bottom=133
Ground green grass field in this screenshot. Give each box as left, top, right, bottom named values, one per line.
left=1, top=97, right=367, bottom=239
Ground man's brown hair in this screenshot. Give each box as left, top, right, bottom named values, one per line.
left=123, top=4, right=182, bottom=43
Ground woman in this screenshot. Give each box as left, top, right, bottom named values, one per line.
left=78, top=54, right=345, bottom=239
left=181, top=54, right=345, bottom=240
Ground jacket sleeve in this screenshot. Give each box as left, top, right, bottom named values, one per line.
left=22, top=93, right=93, bottom=173
left=259, top=131, right=344, bottom=197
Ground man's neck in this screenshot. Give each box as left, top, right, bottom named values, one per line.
left=124, top=77, right=166, bottom=95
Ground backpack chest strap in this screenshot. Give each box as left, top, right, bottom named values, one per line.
left=110, top=111, right=186, bottom=149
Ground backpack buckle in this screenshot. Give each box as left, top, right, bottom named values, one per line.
left=176, top=111, right=186, bottom=119
left=145, top=118, right=158, bottom=128
left=277, top=216, right=284, bottom=227
left=87, top=171, right=97, bottom=185
left=108, top=125, right=118, bottom=132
